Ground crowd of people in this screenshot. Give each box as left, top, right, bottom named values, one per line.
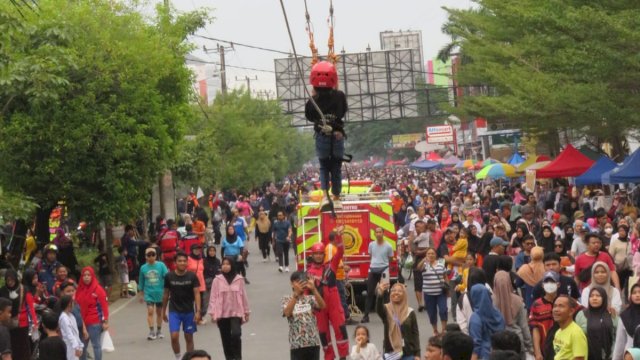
left=3, top=164, right=640, bottom=360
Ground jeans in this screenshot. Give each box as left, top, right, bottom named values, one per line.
left=337, top=280, right=350, bottom=319
left=423, top=292, right=448, bottom=325
left=290, top=346, right=320, bottom=360
left=276, top=241, right=290, bottom=267
left=81, top=324, right=103, bottom=360
left=218, top=317, right=242, bottom=360
left=364, top=270, right=383, bottom=316
left=315, top=134, right=344, bottom=196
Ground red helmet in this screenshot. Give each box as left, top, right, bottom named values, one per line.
left=309, top=61, right=338, bottom=88
left=309, top=242, right=325, bottom=253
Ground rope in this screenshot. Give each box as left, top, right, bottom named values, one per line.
left=303, top=0, right=319, bottom=66
left=345, top=281, right=363, bottom=317
left=278, top=0, right=327, bottom=127
left=326, top=0, right=339, bottom=65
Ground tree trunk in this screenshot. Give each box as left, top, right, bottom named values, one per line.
left=158, top=174, right=166, bottom=218
left=546, top=128, right=561, bottom=156
left=35, top=205, right=53, bottom=248
left=8, top=219, right=28, bottom=269
left=609, top=133, right=628, bottom=162
left=104, top=223, right=115, bottom=275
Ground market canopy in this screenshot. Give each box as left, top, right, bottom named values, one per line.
left=575, top=156, right=617, bottom=186
left=507, top=152, right=525, bottom=166
left=476, top=163, right=518, bottom=180
left=516, top=155, right=551, bottom=172
left=536, top=144, right=595, bottom=178
left=475, top=158, right=500, bottom=169
left=425, top=152, right=443, bottom=161
left=410, top=160, right=443, bottom=171
left=609, top=148, right=640, bottom=184
left=442, top=155, right=460, bottom=167
left=455, top=159, right=477, bottom=170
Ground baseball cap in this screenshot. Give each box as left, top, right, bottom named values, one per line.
left=490, top=237, right=509, bottom=248
left=543, top=271, right=560, bottom=283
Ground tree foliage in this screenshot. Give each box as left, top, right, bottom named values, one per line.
left=442, top=1, right=640, bottom=157
left=0, top=0, right=210, bottom=224
left=173, top=91, right=314, bottom=192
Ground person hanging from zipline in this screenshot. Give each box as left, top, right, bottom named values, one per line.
left=305, top=60, right=348, bottom=211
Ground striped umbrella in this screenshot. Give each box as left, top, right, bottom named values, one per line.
left=475, top=163, right=518, bottom=180
left=475, top=158, right=500, bottom=170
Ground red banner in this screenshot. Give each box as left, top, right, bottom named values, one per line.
left=321, top=211, right=370, bottom=256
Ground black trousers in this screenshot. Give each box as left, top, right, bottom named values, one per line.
left=218, top=317, right=242, bottom=360
left=276, top=241, right=290, bottom=267
left=291, top=346, right=320, bottom=360
left=364, top=270, right=383, bottom=316
left=257, top=231, right=271, bottom=258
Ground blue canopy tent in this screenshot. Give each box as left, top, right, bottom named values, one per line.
left=507, top=152, right=525, bottom=166
left=609, top=148, right=640, bottom=184
left=602, top=154, right=632, bottom=184
left=410, top=160, right=443, bottom=171
left=575, top=156, right=617, bottom=186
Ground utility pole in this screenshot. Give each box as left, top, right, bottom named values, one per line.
left=203, top=43, right=234, bottom=95
left=236, top=75, right=258, bottom=94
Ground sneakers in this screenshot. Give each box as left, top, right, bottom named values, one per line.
left=285, top=267, right=290, bottom=272
left=262, top=258, right=267, bottom=263
left=156, top=330, right=164, bottom=339
left=147, top=331, right=157, bottom=340
left=279, top=266, right=283, bottom=273
left=360, top=315, right=370, bottom=324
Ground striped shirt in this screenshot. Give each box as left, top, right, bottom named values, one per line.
left=422, top=262, right=446, bottom=295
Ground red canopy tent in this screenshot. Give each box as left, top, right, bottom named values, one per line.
left=536, top=144, right=595, bottom=178
left=426, top=152, right=443, bottom=161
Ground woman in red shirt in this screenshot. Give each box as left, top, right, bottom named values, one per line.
left=76, top=266, right=109, bottom=360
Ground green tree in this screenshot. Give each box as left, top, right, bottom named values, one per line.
left=0, top=0, right=210, bottom=242
left=442, top=1, right=640, bottom=158
left=176, top=90, right=313, bottom=192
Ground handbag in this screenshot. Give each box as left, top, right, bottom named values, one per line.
left=432, top=264, right=450, bottom=296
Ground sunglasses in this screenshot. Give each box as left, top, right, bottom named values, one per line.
left=146, top=253, right=157, bottom=257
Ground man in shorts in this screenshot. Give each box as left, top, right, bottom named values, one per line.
left=411, top=219, right=432, bottom=312
left=139, top=247, right=169, bottom=340
left=162, top=252, right=201, bottom=360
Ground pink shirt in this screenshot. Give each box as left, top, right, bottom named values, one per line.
left=187, top=257, right=206, bottom=292
left=207, top=275, right=250, bottom=321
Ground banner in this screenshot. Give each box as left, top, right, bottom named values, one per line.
left=321, top=211, right=370, bottom=256
left=526, top=170, right=536, bottom=192
left=391, top=133, right=424, bottom=149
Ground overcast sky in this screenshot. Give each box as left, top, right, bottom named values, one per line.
left=166, top=0, right=473, bottom=93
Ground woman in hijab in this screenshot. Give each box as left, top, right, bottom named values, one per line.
left=0, top=269, right=37, bottom=360
left=255, top=211, right=272, bottom=261
left=440, top=208, right=452, bottom=231
left=76, top=266, right=109, bottom=360
left=516, top=246, right=546, bottom=309
left=208, top=257, right=250, bottom=360
left=613, top=284, right=640, bottom=360
left=581, top=261, right=622, bottom=315
left=509, top=223, right=529, bottom=256
left=187, top=243, right=207, bottom=324
left=467, top=224, right=482, bottom=256
left=375, top=282, right=420, bottom=360
left=610, top=224, right=632, bottom=298
left=493, top=271, right=534, bottom=357
left=456, top=267, right=489, bottom=335
left=469, top=284, right=505, bottom=360
left=539, top=225, right=556, bottom=254
left=575, top=286, right=616, bottom=360
left=450, top=212, right=463, bottom=230
left=204, top=246, right=221, bottom=293
left=222, top=224, right=247, bottom=282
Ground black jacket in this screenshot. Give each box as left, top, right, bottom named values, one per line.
left=305, top=89, right=347, bottom=135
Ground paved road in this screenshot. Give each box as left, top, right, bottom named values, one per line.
left=106, top=238, right=438, bottom=359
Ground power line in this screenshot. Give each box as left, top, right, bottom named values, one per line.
left=191, top=33, right=455, bottom=77
left=187, top=58, right=275, bottom=73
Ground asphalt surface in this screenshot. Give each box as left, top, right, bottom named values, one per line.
left=106, top=238, right=438, bottom=359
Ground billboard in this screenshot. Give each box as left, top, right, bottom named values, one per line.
left=275, top=48, right=423, bottom=126
left=391, top=133, right=424, bottom=149
left=426, top=125, right=455, bottom=144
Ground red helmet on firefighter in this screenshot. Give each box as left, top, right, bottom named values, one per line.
left=309, top=242, right=325, bottom=253
left=309, top=61, right=338, bottom=88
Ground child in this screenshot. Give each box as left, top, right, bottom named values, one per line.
left=350, top=325, right=382, bottom=360
left=38, top=309, right=68, bottom=360
left=424, top=334, right=444, bottom=360
left=305, top=61, right=348, bottom=209
left=455, top=254, right=477, bottom=293
left=58, top=294, right=83, bottom=360
left=115, top=247, right=130, bottom=298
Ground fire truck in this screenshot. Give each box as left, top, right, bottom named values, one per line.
left=296, top=188, right=398, bottom=311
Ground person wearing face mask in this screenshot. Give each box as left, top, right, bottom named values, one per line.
left=601, top=223, right=615, bottom=251
left=529, top=271, right=560, bottom=360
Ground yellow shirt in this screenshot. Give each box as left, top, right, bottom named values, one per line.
left=325, top=243, right=345, bottom=280
left=553, top=322, right=587, bottom=360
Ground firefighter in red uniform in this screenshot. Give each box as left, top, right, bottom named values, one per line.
left=158, top=219, right=180, bottom=271
left=307, top=225, right=349, bottom=360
